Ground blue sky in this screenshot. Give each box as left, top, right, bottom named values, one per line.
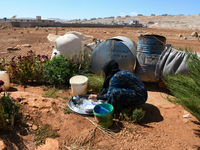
left=0, top=0, right=199, bottom=20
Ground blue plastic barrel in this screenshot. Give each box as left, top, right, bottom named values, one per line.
left=135, top=34, right=166, bottom=82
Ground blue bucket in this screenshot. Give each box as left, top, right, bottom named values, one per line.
left=135, top=34, right=166, bottom=82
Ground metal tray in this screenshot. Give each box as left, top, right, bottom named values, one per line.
left=68, top=94, right=105, bottom=115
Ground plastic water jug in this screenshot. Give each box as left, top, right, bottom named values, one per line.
left=0, top=71, right=10, bottom=90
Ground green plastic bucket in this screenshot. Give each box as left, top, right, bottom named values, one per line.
left=93, top=103, right=114, bottom=128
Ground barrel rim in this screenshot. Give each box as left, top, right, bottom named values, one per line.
left=138, top=34, right=166, bottom=39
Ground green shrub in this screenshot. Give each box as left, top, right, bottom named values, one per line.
left=131, top=108, right=145, bottom=123
left=43, top=54, right=74, bottom=88
left=0, top=58, right=6, bottom=71
left=4, top=50, right=49, bottom=84
left=119, top=107, right=145, bottom=123
left=84, top=73, right=104, bottom=94
left=0, top=80, right=23, bottom=130
left=164, top=50, right=200, bottom=121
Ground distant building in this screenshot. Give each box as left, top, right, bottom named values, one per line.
left=0, top=16, right=55, bottom=27
left=137, top=14, right=143, bottom=16
left=148, top=21, right=154, bottom=24
left=129, top=20, right=139, bottom=25
left=90, top=18, right=96, bottom=20
left=151, top=14, right=155, bottom=16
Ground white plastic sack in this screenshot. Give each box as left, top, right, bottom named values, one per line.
left=48, top=31, right=94, bottom=59
left=51, top=33, right=83, bottom=59
left=155, top=48, right=190, bottom=80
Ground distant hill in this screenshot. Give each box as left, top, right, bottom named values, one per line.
left=67, top=15, right=200, bottom=30
left=47, top=18, right=70, bottom=22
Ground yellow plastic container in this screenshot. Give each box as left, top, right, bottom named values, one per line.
left=69, top=75, right=88, bottom=96
left=0, top=71, right=10, bottom=90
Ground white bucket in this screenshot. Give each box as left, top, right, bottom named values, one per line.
left=69, top=75, right=88, bottom=96
left=0, top=71, right=10, bottom=90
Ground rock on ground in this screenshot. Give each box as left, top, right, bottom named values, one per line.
left=35, top=138, right=59, bottom=150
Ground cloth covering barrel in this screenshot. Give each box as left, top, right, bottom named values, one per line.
left=135, top=34, right=166, bottom=82
left=91, top=36, right=137, bottom=75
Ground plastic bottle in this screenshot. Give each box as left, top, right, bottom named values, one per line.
left=0, top=71, right=10, bottom=90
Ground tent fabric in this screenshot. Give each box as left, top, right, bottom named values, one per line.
left=155, top=48, right=190, bottom=80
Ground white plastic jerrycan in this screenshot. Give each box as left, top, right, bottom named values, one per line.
left=0, top=71, right=10, bottom=90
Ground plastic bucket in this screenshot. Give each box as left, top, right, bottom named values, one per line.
left=0, top=71, right=10, bottom=90
left=69, top=75, right=88, bottom=95
left=93, top=103, right=114, bottom=128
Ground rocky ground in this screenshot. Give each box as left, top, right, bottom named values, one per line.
left=0, top=26, right=200, bottom=150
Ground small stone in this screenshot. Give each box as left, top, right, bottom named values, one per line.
left=137, top=30, right=142, bottom=33
left=151, top=143, right=155, bottom=148
left=20, top=128, right=28, bottom=135
left=26, top=122, right=32, bottom=127
left=179, top=34, right=183, bottom=37
left=1, top=26, right=6, bottom=30
left=7, top=47, right=14, bottom=50
left=183, top=119, right=189, bottom=123
left=0, top=140, right=7, bottom=150
left=36, top=138, right=59, bottom=150
left=15, top=45, right=21, bottom=48
left=13, top=47, right=20, bottom=50
left=52, top=125, right=60, bottom=131
left=32, top=125, right=38, bottom=130
left=22, top=44, right=31, bottom=47
left=191, top=31, right=198, bottom=37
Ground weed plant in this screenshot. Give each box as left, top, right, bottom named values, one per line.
left=64, top=106, right=72, bottom=114
left=72, top=48, right=93, bottom=75
left=4, top=50, right=49, bottom=84
left=43, top=54, right=74, bottom=88
left=84, top=73, right=104, bottom=94
left=42, top=86, right=58, bottom=99
left=0, top=80, right=23, bottom=130
left=164, top=49, right=200, bottom=121
left=34, top=124, right=60, bottom=146
left=119, top=107, right=145, bottom=123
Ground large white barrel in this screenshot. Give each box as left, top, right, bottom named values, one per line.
left=0, top=71, right=10, bottom=90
